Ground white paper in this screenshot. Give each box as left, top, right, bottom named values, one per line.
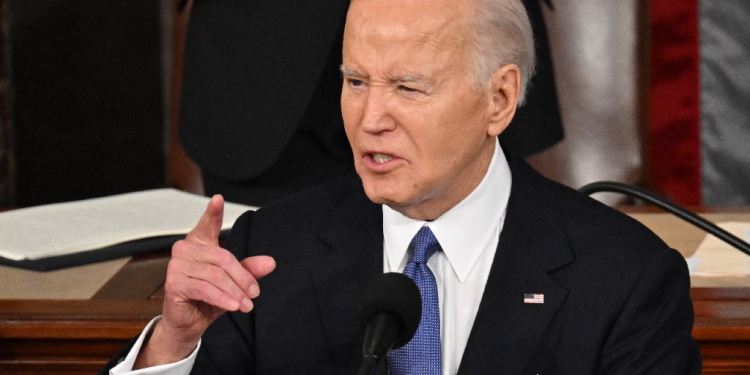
left=0, top=189, right=256, bottom=261
left=688, top=222, right=750, bottom=275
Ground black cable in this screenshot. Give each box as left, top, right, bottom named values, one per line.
left=578, top=181, right=750, bottom=257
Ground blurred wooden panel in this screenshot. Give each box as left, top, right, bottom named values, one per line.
left=692, top=288, right=750, bottom=374
left=0, top=299, right=162, bottom=374
left=167, top=0, right=203, bottom=195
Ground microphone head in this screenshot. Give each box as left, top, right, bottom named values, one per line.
left=356, top=272, right=421, bottom=349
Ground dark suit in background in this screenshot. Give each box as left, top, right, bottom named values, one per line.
left=178, top=0, right=563, bottom=206
left=155, top=148, right=698, bottom=374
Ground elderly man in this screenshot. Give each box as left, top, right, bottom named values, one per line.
left=103, top=0, right=701, bottom=373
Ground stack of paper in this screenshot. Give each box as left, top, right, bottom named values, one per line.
left=0, top=189, right=255, bottom=262
left=687, top=222, right=750, bottom=275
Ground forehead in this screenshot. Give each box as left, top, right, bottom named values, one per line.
left=342, top=0, right=473, bottom=67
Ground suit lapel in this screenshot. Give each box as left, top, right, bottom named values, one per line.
left=304, top=177, right=388, bottom=374
left=458, top=151, right=574, bottom=374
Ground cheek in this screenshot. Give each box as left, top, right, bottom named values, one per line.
left=419, top=103, right=488, bottom=168
left=341, top=99, right=360, bottom=139
left=446, top=96, right=491, bottom=139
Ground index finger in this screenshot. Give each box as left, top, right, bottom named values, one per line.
left=186, top=195, right=224, bottom=246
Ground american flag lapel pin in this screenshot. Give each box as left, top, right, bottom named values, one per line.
left=524, top=293, right=544, bottom=304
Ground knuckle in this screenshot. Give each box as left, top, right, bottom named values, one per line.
left=206, top=266, right=226, bottom=282
left=195, top=281, right=231, bottom=309
left=236, top=271, right=255, bottom=288
left=188, top=279, right=212, bottom=301
left=171, top=240, right=189, bottom=256
left=166, top=258, right=185, bottom=277
left=230, top=289, right=246, bottom=303
left=213, top=249, right=233, bottom=265
left=164, top=273, right=181, bottom=294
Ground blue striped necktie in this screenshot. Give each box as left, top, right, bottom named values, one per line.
left=388, top=226, right=442, bottom=375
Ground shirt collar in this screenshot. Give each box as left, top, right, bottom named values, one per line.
left=383, top=139, right=512, bottom=282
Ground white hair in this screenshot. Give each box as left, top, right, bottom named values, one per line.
left=470, top=0, right=536, bottom=106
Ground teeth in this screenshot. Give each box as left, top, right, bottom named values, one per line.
left=372, top=153, right=394, bottom=164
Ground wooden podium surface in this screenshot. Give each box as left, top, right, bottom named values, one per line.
left=1, top=209, right=750, bottom=374
left=621, top=207, right=750, bottom=374
left=0, top=253, right=168, bottom=375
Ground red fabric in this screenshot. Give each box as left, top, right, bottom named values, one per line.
left=648, top=0, right=702, bottom=205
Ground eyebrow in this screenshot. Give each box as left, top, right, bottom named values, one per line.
left=340, top=65, right=430, bottom=85
left=391, top=74, right=429, bottom=85
left=340, top=65, right=364, bottom=78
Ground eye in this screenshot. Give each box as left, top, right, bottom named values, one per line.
left=399, top=85, right=419, bottom=93
left=348, top=78, right=365, bottom=87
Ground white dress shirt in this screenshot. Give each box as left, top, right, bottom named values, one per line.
left=110, top=317, right=199, bottom=375
left=111, top=139, right=511, bottom=375
left=382, top=139, right=510, bottom=375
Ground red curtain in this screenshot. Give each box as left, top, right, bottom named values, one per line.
left=648, top=0, right=702, bottom=205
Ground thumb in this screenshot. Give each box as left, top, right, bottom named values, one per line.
left=186, top=195, right=224, bottom=245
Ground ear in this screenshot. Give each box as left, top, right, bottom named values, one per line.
left=486, top=64, right=520, bottom=137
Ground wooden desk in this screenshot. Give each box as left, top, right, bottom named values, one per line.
left=692, top=288, right=750, bottom=373
left=0, top=253, right=168, bottom=374
left=1, top=210, right=750, bottom=374
left=622, top=207, right=750, bottom=373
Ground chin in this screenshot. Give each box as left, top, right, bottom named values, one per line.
left=362, top=185, right=398, bottom=206
left=360, top=177, right=406, bottom=207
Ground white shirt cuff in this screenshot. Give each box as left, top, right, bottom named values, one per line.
left=109, top=316, right=201, bottom=375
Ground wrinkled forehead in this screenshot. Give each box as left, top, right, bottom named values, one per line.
left=343, top=0, right=473, bottom=57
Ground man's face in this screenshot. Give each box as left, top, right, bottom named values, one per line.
left=341, top=0, right=516, bottom=220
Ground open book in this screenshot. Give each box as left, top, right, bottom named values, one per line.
left=0, top=189, right=255, bottom=270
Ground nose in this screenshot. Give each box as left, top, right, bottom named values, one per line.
left=360, top=88, right=396, bottom=134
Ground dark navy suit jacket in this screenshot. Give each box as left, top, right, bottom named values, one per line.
left=100, top=148, right=701, bottom=374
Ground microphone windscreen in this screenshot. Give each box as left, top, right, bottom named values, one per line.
left=356, top=272, right=422, bottom=349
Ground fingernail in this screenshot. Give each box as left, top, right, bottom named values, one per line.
left=249, top=284, right=260, bottom=298
left=241, top=298, right=253, bottom=312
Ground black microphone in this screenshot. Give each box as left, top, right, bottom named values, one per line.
left=356, top=272, right=421, bottom=375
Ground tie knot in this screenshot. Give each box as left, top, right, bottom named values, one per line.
left=409, top=227, right=441, bottom=264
